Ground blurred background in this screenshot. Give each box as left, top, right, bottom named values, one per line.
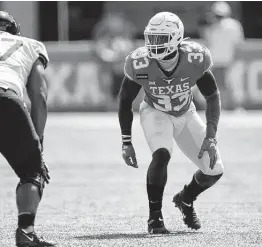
left=2, top=1, right=262, bottom=112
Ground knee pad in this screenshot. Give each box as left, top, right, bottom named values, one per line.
left=195, top=170, right=223, bottom=188
left=16, top=173, right=45, bottom=198
left=152, top=148, right=171, bottom=167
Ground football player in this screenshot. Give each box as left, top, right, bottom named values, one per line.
left=118, top=12, right=224, bottom=234
left=0, top=11, right=54, bottom=246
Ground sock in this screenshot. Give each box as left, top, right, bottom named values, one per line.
left=147, top=184, right=165, bottom=215
left=18, top=213, right=35, bottom=230
left=184, top=175, right=206, bottom=203
left=146, top=149, right=170, bottom=217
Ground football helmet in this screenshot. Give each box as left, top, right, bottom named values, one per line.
left=0, top=11, right=20, bottom=35
left=144, top=12, right=184, bottom=60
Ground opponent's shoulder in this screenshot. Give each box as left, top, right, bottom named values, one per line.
left=21, top=36, right=49, bottom=68
left=124, top=46, right=150, bottom=81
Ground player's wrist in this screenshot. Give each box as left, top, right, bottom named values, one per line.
left=122, top=134, right=132, bottom=146
left=206, top=122, right=217, bottom=139
left=205, top=137, right=217, bottom=143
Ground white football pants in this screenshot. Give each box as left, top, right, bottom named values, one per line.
left=139, top=101, right=224, bottom=176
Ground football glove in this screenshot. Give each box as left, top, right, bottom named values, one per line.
left=42, top=162, right=50, bottom=184
left=122, top=144, right=138, bottom=168
left=198, top=138, right=218, bottom=170
left=40, top=152, right=50, bottom=184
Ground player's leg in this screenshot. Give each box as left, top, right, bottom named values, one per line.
left=140, top=102, right=173, bottom=234
left=0, top=89, right=54, bottom=246
left=173, top=109, right=224, bottom=229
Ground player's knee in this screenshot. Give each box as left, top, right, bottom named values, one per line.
left=16, top=173, right=45, bottom=198
left=152, top=148, right=171, bottom=167
left=202, top=159, right=224, bottom=176
left=211, top=161, right=224, bottom=176
left=196, top=169, right=223, bottom=188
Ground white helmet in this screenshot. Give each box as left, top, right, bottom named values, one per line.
left=144, top=12, right=184, bottom=60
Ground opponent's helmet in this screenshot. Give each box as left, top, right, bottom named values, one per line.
left=0, top=11, right=20, bottom=35
left=144, top=12, right=184, bottom=60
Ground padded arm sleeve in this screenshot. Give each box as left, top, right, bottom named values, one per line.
left=197, top=70, right=221, bottom=138
left=118, top=76, right=142, bottom=138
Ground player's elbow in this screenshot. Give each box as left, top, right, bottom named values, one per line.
left=205, top=89, right=220, bottom=102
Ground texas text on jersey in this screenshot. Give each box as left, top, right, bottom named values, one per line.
left=0, top=31, right=49, bottom=98
left=124, top=41, right=213, bottom=117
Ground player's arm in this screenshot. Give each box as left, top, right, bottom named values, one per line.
left=26, top=58, right=48, bottom=147
left=118, top=75, right=142, bottom=168
left=196, top=70, right=221, bottom=168
left=197, top=70, right=220, bottom=138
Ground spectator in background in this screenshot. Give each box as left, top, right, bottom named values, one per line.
left=199, top=1, right=244, bottom=110
left=92, top=12, right=136, bottom=106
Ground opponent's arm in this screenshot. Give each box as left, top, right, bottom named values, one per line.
left=196, top=70, right=221, bottom=168
left=26, top=58, right=48, bottom=148
left=118, top=76, right=142, bottom=168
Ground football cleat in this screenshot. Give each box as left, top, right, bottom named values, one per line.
left=16, top=228, right=55, bottom=247
left=147, top=211, right=170, bottom=234
left=173, top=185, right=201, bottom=230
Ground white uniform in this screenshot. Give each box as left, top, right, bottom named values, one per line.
left=0, top=32, right=49, bottom=98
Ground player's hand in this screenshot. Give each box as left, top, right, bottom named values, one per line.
left=42, top=162, right=50, bottom=184
left=198, top=138, right=218, bottom=169
left=122, top=144, right=138, bottom=168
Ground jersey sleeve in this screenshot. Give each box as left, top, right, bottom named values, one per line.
left=32, top=41, right=49, bottom=69
left=124, top=54, right=135, bottom=81
left=203, top=46, right=213, bottom=73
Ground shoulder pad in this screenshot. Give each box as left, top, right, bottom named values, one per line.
left=179, top=41, right=205, bottom=54
left=31, top=40, right=49, bottom=68
left=180, top=41, right=213, bottom=75
left=124, top=46, right=150, bottom=81
left=24, top=37, right=49, bottom=68
left=130, top=46, right=148, bottom=59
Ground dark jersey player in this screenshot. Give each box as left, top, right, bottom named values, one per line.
left=118, top=12, right=224, bottom=233
left=0, top=11, right=54, bottom=246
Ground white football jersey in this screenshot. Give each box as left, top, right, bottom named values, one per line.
left=0, top=31, right=49, bottom=98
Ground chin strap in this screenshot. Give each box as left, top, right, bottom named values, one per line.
left=158, top=52, right=179, bottom=71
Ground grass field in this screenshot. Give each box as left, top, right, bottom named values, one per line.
left=0, top=111, right=262, bottom=247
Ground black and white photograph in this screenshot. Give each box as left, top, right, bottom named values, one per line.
left=0, top=1, right=261, bottom=246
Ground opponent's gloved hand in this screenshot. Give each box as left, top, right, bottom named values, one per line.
left=42, top=162, right=50, bottom=184
left=198, top=137, right=218, bottom=170
left=122, top=144, right=138, bottom=168
left=40, top=152, right=50, bottom=184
